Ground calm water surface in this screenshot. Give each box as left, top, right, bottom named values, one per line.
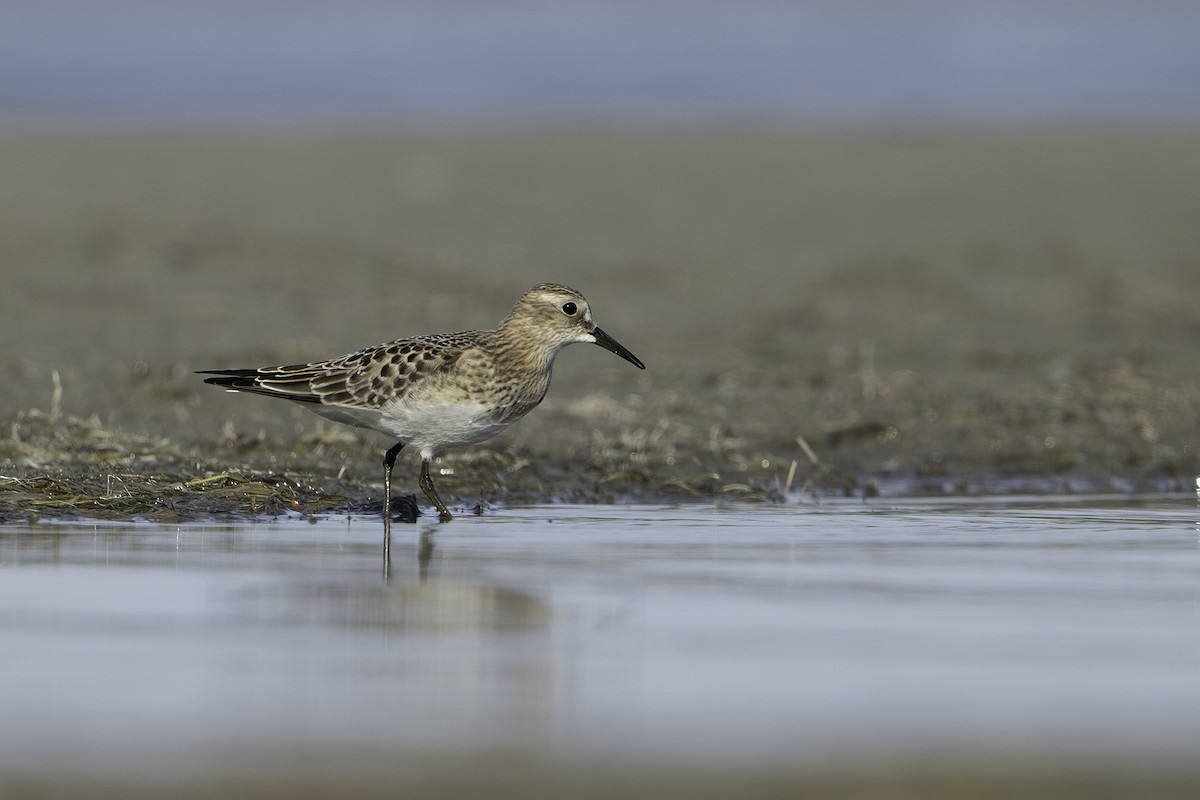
left=1, top=497, right=1198, bottom=784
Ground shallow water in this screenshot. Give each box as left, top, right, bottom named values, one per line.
left=2, top=497, right=1199, bottom=789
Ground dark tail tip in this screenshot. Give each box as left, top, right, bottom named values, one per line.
left=197, top=369, right=260, bottom=389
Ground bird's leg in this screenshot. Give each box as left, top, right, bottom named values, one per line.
left=382, top=441, right=405, bottom=521
left=419, top=457, right=453, bottom=521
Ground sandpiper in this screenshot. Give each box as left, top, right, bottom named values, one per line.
left=199, top=283, right=645, bottom=521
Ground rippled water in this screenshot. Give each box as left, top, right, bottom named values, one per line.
left=2, top=497, right=1198, bottom=790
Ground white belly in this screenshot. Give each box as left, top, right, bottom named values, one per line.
left=377, top=398, right=513, bottom=454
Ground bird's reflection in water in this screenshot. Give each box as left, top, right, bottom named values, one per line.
left=384, top=514, right=439, bottom=582
left=233, top=518, right=547, bottom=635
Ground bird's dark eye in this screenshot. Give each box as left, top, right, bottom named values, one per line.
left=561, top=302, right=578, bottom=316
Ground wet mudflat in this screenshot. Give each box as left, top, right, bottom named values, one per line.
left=4, top=129, right=1200, bottom=506
left=2, top=498, right=1198, bottom=798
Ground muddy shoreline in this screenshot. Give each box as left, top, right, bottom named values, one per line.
left=3, top=127, right=1198, bottom=519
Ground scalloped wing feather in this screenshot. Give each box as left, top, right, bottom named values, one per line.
left=231, top=332, right=484, bottom=410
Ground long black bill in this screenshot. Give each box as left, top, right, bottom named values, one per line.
left=591, top=326, right=646, bottom=370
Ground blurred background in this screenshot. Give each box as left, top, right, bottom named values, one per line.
left=4, top=0, right=1198, bottom=127
left=2, top=0, right=1198, bottom=483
